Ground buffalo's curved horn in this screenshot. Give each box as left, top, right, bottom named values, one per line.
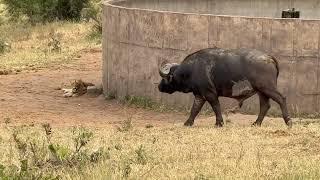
left=159, top=63, right=178, bottom=78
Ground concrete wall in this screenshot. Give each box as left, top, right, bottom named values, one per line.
left=112, top=0, right=320, bottom=19
left=103, top=0, right=320, bottom=114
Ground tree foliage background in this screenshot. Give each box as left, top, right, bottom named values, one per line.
left=2, top=0, right=90, bottom=23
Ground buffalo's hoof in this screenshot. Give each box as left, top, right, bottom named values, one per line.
left=214, top=123, right=223, bottom=128
left=286, top=120, right=293, bottom=129
left=184, top=121, right=194, bottom=127
left=252, top=122, right=262, bottom=127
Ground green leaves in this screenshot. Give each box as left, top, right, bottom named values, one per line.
left=2, top=0, right=90, bottom=23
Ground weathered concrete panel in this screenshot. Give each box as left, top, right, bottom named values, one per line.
left=144, top=48, right=164, bottom=99
left=208, top=16, right=220, bottom=47
left=130, top=10, right=164, bottom=48
left=276, top=57, right=294, bottom=93
left=317, top=59, right=320, bottom=113
left=127, top=45, right=151, bottom=97
left=294, top=20, right=320, bottom=57
left=116, top=43, right=129, bottom=98
left=261, top=19, right=272, bottom=53
left=293, top=58, right=319, bottom=113
left=270, top=19, right=294, bottom=56
left=237, top=18, right=263, bottom=49
left=186, top=14, right=209, bottom=51
left=106, top=41, right=120, bottom=96
left=163, top=13, right=188, bottom=50
left=118, top=8, right=131, bottom=43
left=102, top=7, right=108, bottom=91
left=105, top=6, right=119, bottom=42
left=276, top=56, right=296, bottom=106
left=214, top=17, right=263, bottom=49
left=215, top=16, right=240, bottom=49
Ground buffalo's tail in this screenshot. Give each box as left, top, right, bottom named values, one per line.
left=271, top=56, right=279, bottom=78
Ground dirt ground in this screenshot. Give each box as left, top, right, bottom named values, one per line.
left=0, top=48, right=293, bottom=128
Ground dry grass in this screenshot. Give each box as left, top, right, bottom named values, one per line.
left=0, top=21, right=99, bottom=71
left=1, top=121, right=320, bottom=179
left=1, top=3, right=319, bottom=179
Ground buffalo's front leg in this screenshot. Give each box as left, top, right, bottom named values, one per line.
left=184, top=96, right=206, bottom=126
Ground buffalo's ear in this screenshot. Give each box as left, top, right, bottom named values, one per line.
left=168, top=65, right=179, bottom=82
left=169, top=65, right=179, bottom=74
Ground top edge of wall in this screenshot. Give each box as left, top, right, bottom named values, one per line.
left=103, top=0, right=320, bottom=21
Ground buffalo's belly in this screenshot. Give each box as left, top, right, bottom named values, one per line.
left=232, top=79, right=253, bottom=96
left=219, top=79, right=254, bottom=97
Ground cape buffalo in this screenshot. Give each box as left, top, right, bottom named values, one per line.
left=158, top=47, right=292, bottom=128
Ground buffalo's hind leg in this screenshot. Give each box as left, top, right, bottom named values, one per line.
left=205, top=94, right=224, bottom=127
left=259, top=88, right=292, bottom=128
left=184, top=95, right=206, bottom=126
left=252, top=93, right=270, bottom=127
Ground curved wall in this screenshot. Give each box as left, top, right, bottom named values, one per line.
left=112, top=0, right=320, bottom=19
left=103, top=0, right=320, bottom=114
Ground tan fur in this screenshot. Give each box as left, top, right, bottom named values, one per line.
left=71, top=79, right=94, bottom=96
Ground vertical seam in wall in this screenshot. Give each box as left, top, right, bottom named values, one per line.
left=207, top=16, right=210, bottom=48
left=261, top=18, right=264, bottom=50
left=269, top=19, right=272, bottom=52
left=186, top=15, right=190, bottom=51
left=261, top=19, right=264, bottom=50
left=126, top=41, right=129, bottom=97
left=317, top=22, right=320, bottom=110
left=103, top=7, right=107, bottom=92
left=291, top=20, right=296, bottom=106
left=117, top=9, right=121, bottom=97
left=218, top=16, right=220, bottom=43
left=106, top=8, right=110, bottom=93
left=293, top=20, right=299, bottom=112
left=127, top=9, right=131, bottom=96
left=293, top=20, right=296, bottom=59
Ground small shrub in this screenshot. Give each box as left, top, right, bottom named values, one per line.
left=49, top=143, right=71, bottom=163
left=135, top=145, right=147, bottom=165
left=117, top=117, right=133, bottom=132
left=114, top=144, right=122, bottom=151
left=90, top=147, right=110, bottom=163
left=0, top=38, right=10, bottom=54
left=72, top=127, right=93, bottom=153
left=47, top=29, right=62, bottom=53
left=4, top=117, right=11, bottom=124
left=29, top=139, right=48, bottom=167
left=145, top=124, right=154, bottom=129
left=2, top=125, right=109, bottom=179
left=12, top=130, right=28, bottom=159
left=105, top=91, right=117, bottom=100
left=194, top=174, right=210, bottom=180
left=0, top=164, right=5, bottom=177
left=122, top=160, right=132, bottom=178
left=0, top=3, right=7, bottom=23
left=42, top=123, right=52, bottom=139
left=10, top=128, right=60, bottom=179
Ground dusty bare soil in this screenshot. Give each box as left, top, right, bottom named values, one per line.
left=0, top=48, right=293, bottom=128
